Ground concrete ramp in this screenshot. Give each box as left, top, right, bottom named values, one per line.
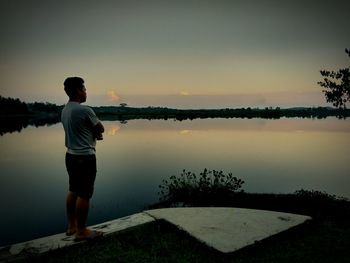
left=145, top=207, right=311, bottom=253
left=0, top=213, right=155, bottom=262
left=0, top=207, right=311, bottom=261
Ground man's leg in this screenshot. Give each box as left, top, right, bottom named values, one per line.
left=66, top=191, right=77, bottom=235
left=73, top=155, right=102, bottom=239
left=75, top=196, right=92, bottom=237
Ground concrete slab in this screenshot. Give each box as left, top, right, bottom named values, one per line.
left=0, top=207, right=312, bottom=261
left=145, top=207, right=311, bottom=253
left=0, top=212, right=155, bottom=262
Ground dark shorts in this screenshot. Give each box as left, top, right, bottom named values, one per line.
left=65, top=153, right=97, bottom=200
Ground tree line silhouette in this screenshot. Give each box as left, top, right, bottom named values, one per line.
left=0, top=96, right=29, bottom=114
left=1, top=95, right=349, bottom=136
left=94, top=105, right=349, bottom=121
left=0, top=96, right=63, bottom=135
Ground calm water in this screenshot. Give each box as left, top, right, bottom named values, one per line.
left=0, top=117, right=349, bottom=246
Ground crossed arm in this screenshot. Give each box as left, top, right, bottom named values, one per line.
left=93, top=122, right=105, bottom=140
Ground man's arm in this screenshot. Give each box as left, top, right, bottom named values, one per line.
left=85, top=106, right=104, bottom=139
left=93, top=122, right=104, bottom=134
left=93, top=122, right=105, bottom=140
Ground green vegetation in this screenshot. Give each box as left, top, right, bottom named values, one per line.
left=0, top=96, right=29, bottom=115
left=155, top=169, right=349, bottom=220
left=0, top=96, right=62, bottom=135
left=0, top=96, right=63, bottom=115
left=24, top=215, right=349, bottom=263
left=24, top=190, right=350, bottom=263
left=158, top=169, right=245, bottom=205
left=28, top=101, right=63, bottom=114
left=2, top=95, right=350, bottom=122
left=2, top=94, right=349, bottom=136
left=95, top=105, right=350, bottom=121
left=318, top=48, right=350, bottom=109
left=18, top=170, right=350, bottom=263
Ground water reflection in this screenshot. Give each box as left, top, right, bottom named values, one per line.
left=0, top=115, right=59, bottom=136
left=1, top=113, right=349, bottom=136
left=0, top=118, right=349, bottom=247
left=107, top=124, right=121, bottom=136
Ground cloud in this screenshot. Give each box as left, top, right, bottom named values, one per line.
left=107, top=90, right=120, bottom=102
left=180, top=91, right=190, bottom=96
left=179, top=129, right=191, bottom=135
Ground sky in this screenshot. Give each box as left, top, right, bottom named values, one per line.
left=0, top=0, right=349, bottom=109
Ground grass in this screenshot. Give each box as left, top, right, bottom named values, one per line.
left=17, top=191, right=350, bottom=263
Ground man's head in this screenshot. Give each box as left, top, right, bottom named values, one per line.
left=64, top=77, right=87, bottom=103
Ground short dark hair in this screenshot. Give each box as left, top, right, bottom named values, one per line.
left=64, top=77, right=85, bottom=98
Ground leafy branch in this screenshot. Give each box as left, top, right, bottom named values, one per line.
left=318, top=48, right=350, bottom=109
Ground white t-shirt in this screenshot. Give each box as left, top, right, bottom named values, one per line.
left=61, top=101, right=100, bottom=155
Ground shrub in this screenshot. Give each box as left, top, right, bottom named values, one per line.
left=158, top=169, right=244, bottom=204
left=294, top=189, right=339, bottom=201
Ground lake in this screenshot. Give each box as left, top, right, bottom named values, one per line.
left=0, top=117, right=349, bottom=246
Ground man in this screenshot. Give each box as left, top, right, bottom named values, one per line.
left=61, top=77, right=104, bottom=241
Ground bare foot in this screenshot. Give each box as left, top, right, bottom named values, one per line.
left=74, top=229, right=103, bottom=241
left=66, top=223, right=77, bottom=236
left=66, top=228, right=76, bottom=236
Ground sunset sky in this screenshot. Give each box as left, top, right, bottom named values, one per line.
left=1, top=0, right=349, bottom=108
